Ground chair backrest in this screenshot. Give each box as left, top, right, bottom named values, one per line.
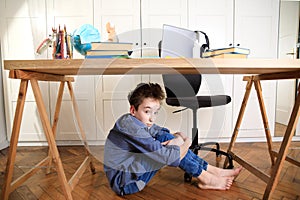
left=158, top=40, right=202, bottom=98
left=162, top=74, right=201, bottom=98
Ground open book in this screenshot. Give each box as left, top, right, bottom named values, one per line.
left=202, top=47, right=250, bottom=58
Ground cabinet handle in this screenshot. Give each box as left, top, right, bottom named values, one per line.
left=229, top=43, right=233, bottom=46
left=237, top=44, right=240, bottom=46
left=135, top=43, right=139, bottom=45
left=143, top=43, right=146, bottom=45
left=287, top=52, right=295, bottom=55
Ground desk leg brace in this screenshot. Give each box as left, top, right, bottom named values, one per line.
left=263, top=82, right=300, bottom=200
left=2, top=79, right=96, bottom=200
left=46, top=81, right=65, bottom=174
left=30, top=79, right=73, bottom=199
left=46, top=81, right=95, bottom=179
left=225, top=77, right=275, bottom=166
left=253, top=80, right=275, bottom=166
left=40, top=80, right=95, bottom=197
left=226, top=76, right=300, bottom=200
left=224, top=77, right=253, bottom=168
left=65, top=81, right=96, bottom=190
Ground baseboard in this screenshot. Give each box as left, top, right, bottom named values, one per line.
left=16, top=140, right=106, bottom=147
left=14, top=136, right=300, bottom=147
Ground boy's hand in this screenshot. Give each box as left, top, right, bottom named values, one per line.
left=161, top=132, right=189, bottom=147
left=174, top=132, right=188, bottom=141
left=161, top=140, right=171, bottom=145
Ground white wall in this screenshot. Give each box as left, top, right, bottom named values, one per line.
left=0, top=43, right=8, bottom=150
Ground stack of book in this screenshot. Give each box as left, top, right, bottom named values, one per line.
left=202, top=47, right=250, bottom=58
left=85, top=42, right=133, bottom=58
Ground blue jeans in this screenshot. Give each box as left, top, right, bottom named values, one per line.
left=122, top=171, right=157, bottom=195
left=157, top=132, right=208, bottom=177
left=122, top=132, right=208, bottom=195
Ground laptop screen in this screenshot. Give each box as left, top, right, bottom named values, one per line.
left=161, top=24, right=197, bottom=58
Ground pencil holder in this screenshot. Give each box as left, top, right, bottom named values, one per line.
left=52, top=32, right=73, bottom=59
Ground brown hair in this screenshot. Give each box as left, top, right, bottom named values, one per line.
left=128, top=83, right=165, bottom=110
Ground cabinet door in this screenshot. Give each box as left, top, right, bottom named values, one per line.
left=47, top=0, right=97, bottom=141
left=232, top=0, right=279, bottom=138
left=141, top=0, right=188, bottom=57
left=189, top=0, right=234, bottom=49
left=95, top=75, right=148, bottom=140
left=96, top=0, right=189, bottom=139
left=142, top=0, right=192, bottom=137
left=233, top=76, right=277, bottom=138
left=1, top=0, right=49, bottom=142
left=95, top=0, right=141, bottom=57
left=94, top=0, right=145, bottom=141
left=188, top=0, right=234, bottom=140
left=234, top=0, right=279, bottom=58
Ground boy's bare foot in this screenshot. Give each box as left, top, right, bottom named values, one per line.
left=207, top=165, right=243, bottom=177
left=197, top=171, right=234, bottom=190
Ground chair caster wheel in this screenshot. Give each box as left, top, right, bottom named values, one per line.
left=184, top=173, right=192, bottom=182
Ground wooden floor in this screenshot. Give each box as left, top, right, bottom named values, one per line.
left=275, top=122, right=288, bottom=137
left=0, top=142, right=300, bottom=200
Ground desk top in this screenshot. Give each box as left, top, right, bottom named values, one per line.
left=4, top=58, right=300, bottom=76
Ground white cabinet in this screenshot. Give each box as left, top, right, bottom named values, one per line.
left=95, top=75, right=149, bottom=140
left=189, top=0, right=280, bottom=139
left=1, top=0, right=97, bottom=142
left=232, top=0, right=279, bottom=138
left=188, top=0, right=234, bottom=139
left=189, top=0, right=234, bottom=49
left=94, top=0, right=190, bottom=139
left=1, top=0, right=280, bottom=144
left=46, top=0, right=97, bottom=141
left=94, top=0, right=141, bottom=56
left=93, top=0, right=142, bottom=140
left=1, top=0, right=49, bottom=142
left=234, top=0, right=279, bottom=58
left=189, top=0, right=279, bottom=56
left=141, top=0, right=191, bottom=136
left=141, top=0, right=188, bottom=57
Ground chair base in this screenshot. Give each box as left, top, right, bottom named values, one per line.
left=184, top=142, right=234, bottom=182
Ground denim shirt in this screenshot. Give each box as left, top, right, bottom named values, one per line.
left=104, top=113, right=180, bottom=194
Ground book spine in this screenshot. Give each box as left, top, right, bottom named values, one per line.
left=85, top=55, right=129, bottom=59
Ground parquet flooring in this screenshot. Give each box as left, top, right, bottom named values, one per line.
left=0, top=142, right=300, bottom=200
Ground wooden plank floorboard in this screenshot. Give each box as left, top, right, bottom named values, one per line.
left=0, top=142, right=299, bottom=200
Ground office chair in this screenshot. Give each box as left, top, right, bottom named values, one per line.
left=158, top=41, right=234, bottom=182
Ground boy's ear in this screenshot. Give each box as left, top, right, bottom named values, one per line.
left=130, top=105, right=135, bottom=115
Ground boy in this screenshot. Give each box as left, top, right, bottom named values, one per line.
left=104, top=83, right=242, bottom=196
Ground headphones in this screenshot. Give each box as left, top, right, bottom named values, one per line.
left=194, top=31, right=210, bottom=58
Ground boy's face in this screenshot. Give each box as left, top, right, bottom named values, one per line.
left=130, top=97, right=161, bottom=127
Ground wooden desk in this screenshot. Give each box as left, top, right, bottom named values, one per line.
left=2, top=58, right=300, bottom=200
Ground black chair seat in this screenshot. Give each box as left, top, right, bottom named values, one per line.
left=166, top=95, right=231, bottom=110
